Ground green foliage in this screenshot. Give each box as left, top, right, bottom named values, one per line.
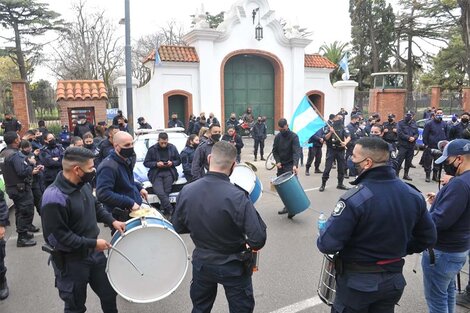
left=30, top=79, right=57, bottom=117
left=319, top=41, right=348, bottom=83
left=206, top=11, right=224, bottom=29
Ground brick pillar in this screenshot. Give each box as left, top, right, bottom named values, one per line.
left=430, top=86, right=441, bottom=109
left=11, top=80, right=30, bottom=136
left=368, top=89, right=407, bottom=121
left=463, top=87, right=470, bottom=113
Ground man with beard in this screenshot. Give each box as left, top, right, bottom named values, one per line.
left=191, top=123, right=222, bottom=180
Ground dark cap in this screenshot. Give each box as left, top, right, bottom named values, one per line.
left=388, top=114, right=395, bottom=119
left=435, top=139, right=470, bottom=164
left=351, top=113, right=360, bottom=119
left=405, top=111, right=414, bottom=117
left=277, top=118, right=288, bottom=128
left=137, top=117, right=144, bottom=122
left=328, top=114, right=335, bottom=120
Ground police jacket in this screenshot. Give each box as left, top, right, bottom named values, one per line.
left=167, top=119, right=184, bottom=128
left=180, top=145, right=196, bottom=175
left=272, top=129, right=300, bottom=167
left=192, top=122, right=207, bottom=136
left=41, top=172, right=115, bottom=252
left=31, top=139, right=42, bottom=151
left=144, top=143, right=181, bottom=182
left=187, top=119, right=195, bottom=135
left=252, top=122, right=267, bottom=140
left=95, top=139, right=114, bottom=168
left=59, top=130, right=71, bottom=148
left=138, top=122, right=152, bottom=130
left=346, top=122, right=362, bottom=149
left=0, top=190, right=8, bottom=227
left=172, top=172, right=267, bottom=264
left=317, top=166, right=436, bottom=266
left=96, top=151, right=143, bottom=212
left=423, top=119, right=448, bottom=148
left=73, top=122, right=95, bottom=138
left=382, top=121, right=398, bottom=143
left=226, top=118, right=239, bottom=130
left=397, top=119, right=419, bottom=148
left=326, top=123, right=350, bottom=150
left=191, top=139, right=215, bottom=180
left=429, top=170, right=470, bottom=252
left=39, top=144, right=64, bottom=183
left=308, top=128, right=324, bottom=148
left=449, top=122, right=470, bottom=140
left=1, top=118, right=21, bottom=132
left=222, top=133, right=244, bottom=154
left=0, top=148, right=34, bottom=190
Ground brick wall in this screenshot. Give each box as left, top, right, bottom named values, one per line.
left=58, top=99, right=107, bottom=128
left=11, top=80, right=30, bottom=136
left=463, top=87, right=470, bottom=113
left=368, top=89, right=406, bottom=121
left=430, top=86, right=441, bottom=109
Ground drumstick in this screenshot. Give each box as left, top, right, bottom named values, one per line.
left=108, top=246, right=144, bottom=276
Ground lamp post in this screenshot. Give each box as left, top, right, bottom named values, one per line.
left=124, top=0, right=134, bottom=134
left=252, top=8, right=263, bottom=41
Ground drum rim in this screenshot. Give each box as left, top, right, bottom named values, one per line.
left=106, top=220, right=189, bottom=303
left=272, top=171, right=294, bottom=185
left=230, top=164, right=257, bottom=194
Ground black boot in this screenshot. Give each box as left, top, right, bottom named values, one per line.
left=278, top=207, right=288, bottom=215
left=337, top=179, right=349, bottom=190
left=403, top=171, right=412, bottom=181
left=305, top=167, right=310, bottom=176
left=425, top=173, right=431, bottom=183
left=27, top=225, right=40, bottom=233
left=0, top=278, right=9, bottom=300
left=319, top=179, right=327, bottom=192
left=260, top=155, right=265, bottom=161
left=432, top=172, right=439, bottom=182
left=314, top=168, right=323, bottom=173
left=17, top=233, right=36, bottom=248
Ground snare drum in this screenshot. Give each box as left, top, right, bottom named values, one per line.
left=106, top=216, right=189, bottom=303
left=317, top=254, right=336, bottom=306
left=229, top=164, right=263, bottom=204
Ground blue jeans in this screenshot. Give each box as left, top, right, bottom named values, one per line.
left=422, top=249, right=468, bottom=313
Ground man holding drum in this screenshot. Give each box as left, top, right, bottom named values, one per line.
left=41, top=147, right=126, bottom=313
left=173, top=141, right=267, bottom=313
left=317, top=137, right=436, bottom=313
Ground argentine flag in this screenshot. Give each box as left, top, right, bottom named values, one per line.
left=155, top=49, right=162, bottom=67
left=290, top=96, right=326, bottom=147
left=339, top=53, right=349, bottom=80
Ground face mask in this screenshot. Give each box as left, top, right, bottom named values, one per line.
left=452, top=117, right=458, bottom=123
left=79, top=168, right=96, bottom=184
left=461, top=118, right=469, bottom=124
left=84, top=144, right=93, bottom=150
left=435, top=115, right=443, bottom=121
left=211, top=134, right=221, bottom=142
left=388, top=118, right=393, bottom=123
left=193, top=143, right=199, bottom=149
left=405, top=116, right=412, bottom=123
left=258, top=120, right=262, bottom=123
left=119, top=146, right=134, bottom=158
left=333, top=120, right=342, bottom=127
left=353, top=158, right=368, bottom=176
left=447, top=157, right=461, bottom=176
left=119, top=123, right=124, bottom=126
left=230, top=117, right=236, bottom=120
left=28, top=138, right=33, bottom=142
left=48, top=139, right=56, bottom=147
left=21, top=150, right=30, bottom=156
left=5, top=117, right=11, bottom=121
left=172, top=118, right=177, bottom=121
left=370, top=134, right=380, bottom=137
left=375, top=118, right=381, bottom=123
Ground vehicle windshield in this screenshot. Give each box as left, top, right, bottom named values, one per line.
left=134, top=132, right=187, bottom=161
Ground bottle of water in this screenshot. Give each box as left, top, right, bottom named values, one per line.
left=317, top=212, right=327, bottom=235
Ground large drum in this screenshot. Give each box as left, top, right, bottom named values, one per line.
left=229, top=164, right=263, bottom=204
left=106, top=215, right=189, bottom=303
left=317, top=254, right=336, bottom=306
left=271, top=172, right=310, bottom=215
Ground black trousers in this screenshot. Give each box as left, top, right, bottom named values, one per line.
left=190, top=261, right=254, bottom=313
left=0, top=239, right=6, bottom=283
left=151, top=171, right=174, bottom=214
left=276, top=163, right=294, bottom=177
left=396, top=145, right=414, bottom=173
left=344, top=146, right=354, bottom=175
left=322, top=148, right=345, bottom=183
left=53, top=251, right=117, bottom=313
left=253, top=139, right=265, bottom=158
left=306, top=146, right=322, bottom=170
left=422, top=147, right=438, bottom=174
left=6, top=186, right=34, bottom=234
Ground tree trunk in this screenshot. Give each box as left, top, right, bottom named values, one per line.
left=459, top=0, right=470, bottom=85
left=406, top=32, right=414, bottom=112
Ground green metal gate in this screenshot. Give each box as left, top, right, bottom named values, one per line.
left=168, top=95, right=186, bottom=126
left=224, top=55, right=275, bottom=133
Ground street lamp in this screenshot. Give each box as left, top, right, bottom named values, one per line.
left=252, top=8, right=263, bottom=41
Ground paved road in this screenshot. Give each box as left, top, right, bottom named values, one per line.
left=0, top=135, right=469, bottom=313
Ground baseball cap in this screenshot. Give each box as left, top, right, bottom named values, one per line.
left=435, top=139, right=470, bottom=164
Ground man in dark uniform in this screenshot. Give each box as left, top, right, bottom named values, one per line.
left=423, top=139, right=470, bottom=313
left=226, top=113, right=240, bottom=131
left=344, top=114, right=362, bottom=178
left=1, top=113, right=22, bottom=133
left=96, top=131, right=147, bottom=222
left=317, top=137, right=436, bottom=313
left=39, top=132, right=65, bottom=188
left=137, top=117, right=152, bottom=130
left=73, top=115, right=96, bottom=138
left=272, top=118, right=301, bottom=217
left=41, top=147, right=126, bottom=313
left=168, top=113, right=185, bottom=128
left=112, top=110, right=127, bottom=126
left=0, top=189, right=9, bottom=300
left=172, top=141, right=267, bottom=313
left=191, top=123, right=222, bottom=180
left=144, top=132, right=181, bottom=216
left=423, top=109, right=449, bottom=182
left=222, top=126, right=244, bottom=163
left=95, top=125, right=119, bottom=168
left=252, top=116, right=267, bottom=161
left=320, top=114, right=350, bottom=191
left=305, top=127, right=324, bottom=176
left=0, top=132, right=39, bottom=247
left=382, top=114, right=398, bottom=150
left=449, top=112, right=470, bottom=140
left=396, top=111, right=418, bottom=181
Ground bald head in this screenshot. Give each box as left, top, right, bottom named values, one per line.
left=113, top=131, right=133, bottom=146
left=208, top=141, right=237, bottom=174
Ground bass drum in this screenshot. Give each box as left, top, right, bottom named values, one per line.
left=106, top=216, right=189, bottom=303
left=229, top=164, right=263, bottom=204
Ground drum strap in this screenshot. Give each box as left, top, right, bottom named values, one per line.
left=343, top=262, right=387, bottom=273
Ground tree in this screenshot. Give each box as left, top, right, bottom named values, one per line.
left=30, top=79, right=56, bottom=117
left=457, top=0, right=470, bottom=82
left=48, top=1, right=123, bottom=102
left=319, top=41, right=348, bottom=83
left=0, top=56, right=20, bottom=114
left=0, top=0, right=66, bottom=121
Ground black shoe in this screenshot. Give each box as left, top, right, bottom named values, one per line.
left=319, top=185, right=325, bottom=192
left=260, top=157, right=265, bottom=161
left=27, top=225, right=40, bottom=233
left=16, top=237, right=37, bottom=247
left=287, top=213, right=295, bottom=219
left=425, top=174, right=431, bottom=183
left=403, top=175, right=413, bottom=181
left=456, top=291, right=470, bottom=309
left=344, top=175, right=349, bottom=179
left=305, top=170, right=310, bottom=176
left=254, top=158, right=257, bottom=162
left=337, top=184, right=350, bottom=190
left=23, top=232, right=34, bottom=240
left=0, top=279, right=9, bottom=300
left=314, top=169, right=323, bottom=173
left=278, top=208, right=288, bottom=215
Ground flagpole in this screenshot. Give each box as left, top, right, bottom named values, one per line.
left=305, top=96, right=344, bottom=144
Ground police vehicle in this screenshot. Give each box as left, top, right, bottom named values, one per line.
left=133, top=128, right=188, bottom=206
left=415, top=115, right=453, bottom=149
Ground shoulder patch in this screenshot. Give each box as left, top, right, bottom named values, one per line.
left=333, top=201, right=346, bottom=216
left=340, top=184, right=364, bottom=200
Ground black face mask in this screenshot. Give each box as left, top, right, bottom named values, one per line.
left=119, top=123, right=125, bottom=127
left=230, top=117, right=236, bottom=120
left=28, top=138, right=33, bottom=142
left=280, top=129, right=289, bottom=136
left=119, top=147, right=134, bottom=158
left=84, top=144, right=94, bottom=150
left=172, top=118, right=177, bottom=121
left=257, top=120, right=262, bottom=123
left=461, top=118, right=469, bottom=124
left=211, top=134, right=221, bottom=142
left=388, top=118, right=394, bottom=123
left=48, top=139, right=56, bottom=148
left=405, top=117, right=412, bottom=123
left=333, top=120, right=342, bottom=127
left=21, top=150, right=30, bottom=156
left=79, top=168, right=96, bottom=184
left=5, top=117, right=11, bottom=121
left=193, top=143, right=199, bottom=149
left=353, top=158, right=367, bottom=176
left=447, top=158, right=461, bottom=176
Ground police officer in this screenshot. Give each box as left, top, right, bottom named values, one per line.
left=252, top=116, right=267, bottom=161
left=449, top=112, right=470, bottom=140
left=272, top=118, right=301, bottom=217
left=320, top=113, right=350, bottom=192
left=423, top=109, right=449, bottom=182
left=137, top=117, right=152, bottom=130
left=382, top=114, right=398, bottom=150
left=41, top=147, right=126, bottom=313
left=167, top=113, right=184, bottom=128
left=305, top=127, right=324, bottom=176
left=172, top=141, right=267, bottom=313
left=191, top=123, right=222, bottom=180
left=0, top=132, right=39, bottom=247
left=1, top=113, right=21, bottom=133
left=396, top=111, right=418, bottom=181
left=144, top=132, right=181, bottom=216
left=95, top=125, right=119, bottom=168
left=39, top=133, right=65, bottom=188
left=0, top=189, right=9, bottom=300
left=73, top=115, right=96, bottom=138
left=317, top=137, right=436, bottom=313
left=222, top=126, right=244, bottom=163
left=58, top=125, right=71, bottom=149
left=344, top=113, right=363, bottom=178
left=96, top=131, right=148, bottom=222
left=370, top=125, right=399, bottom=172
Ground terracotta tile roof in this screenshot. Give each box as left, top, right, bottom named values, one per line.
left=305, top=54, right=337, bottom=69
left=56, top=80, right=108, bottom=101
left=143, top=45, right=199, bottom=63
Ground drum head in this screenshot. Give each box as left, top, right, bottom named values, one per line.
left=230, top=164, right=256, bottom=193
left=272, top=171, right=294, bottom=185
left=107, top=221, right=189, bottom=303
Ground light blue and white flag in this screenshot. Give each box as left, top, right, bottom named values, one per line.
left=290, top=96, right=326, bottom=147
left=338, top=53, right=349, bottom=80
left=154, top=49, right=162, bottom=67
